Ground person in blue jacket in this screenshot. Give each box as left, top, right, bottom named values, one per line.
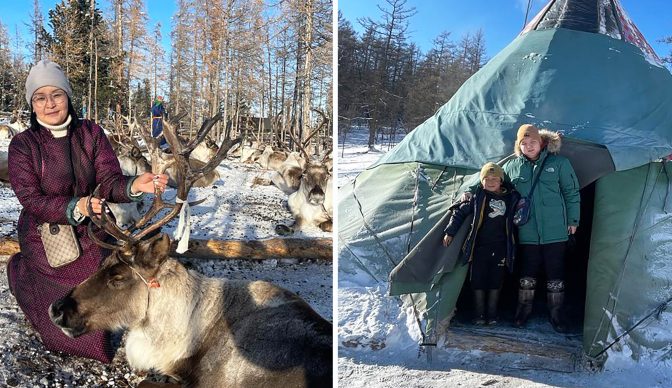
left=151, top=96, right=167, bottom=148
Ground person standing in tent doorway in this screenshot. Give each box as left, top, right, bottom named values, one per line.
left=463, top=124, right=579, bottom=332
left=443, top=163, right=520, bottom=326
left=151, top=95, right=167, bottom=149
left=509, top=124, right=579, bottom=332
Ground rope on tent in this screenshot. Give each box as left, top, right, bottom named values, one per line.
left=589, top=294, right=672, bottom=361
left=430, top=166, right=448, bottom=191
left=338, top=233, right=382, bottom=283
left=662, top=160, right=672, bottom=213
left=405, top=164, right=422, bottom=254
left=350, top=165, right=437, bottom=352
left=347, top=173, right=436, bottom=359
left=351, top=176, right=400, bottom=269
left=587, top=163, right=662, bottom=357
left=405, top=165, right=440, bottom=352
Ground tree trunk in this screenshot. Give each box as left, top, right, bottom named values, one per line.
left=300, top=0, right=314, bottom=147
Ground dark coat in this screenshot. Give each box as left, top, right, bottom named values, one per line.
left=7, top=119, right=137, bottom=363
left=444, top=184, right=520, bottom=271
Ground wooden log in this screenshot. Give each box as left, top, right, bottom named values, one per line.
left=172, top=237, right=332, bottom=261
left=0, top=237, right=332, bottom=261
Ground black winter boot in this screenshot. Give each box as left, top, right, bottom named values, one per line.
left=547, top=292, right=567, bottom=333
left=472, top=290, right=486, bottom=325
left=547, top=280, right=567, bottom=333
left=513, top=277, right=536, bottom=328
left=486, top=289, right=500, bottom=325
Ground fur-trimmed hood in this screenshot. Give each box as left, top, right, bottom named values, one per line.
left=514, top=129, right=562, bottom=156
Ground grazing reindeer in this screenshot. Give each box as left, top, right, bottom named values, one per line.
left=48, top=118, right=332, bottom=387
left=107, top=145, right=152, bottom=227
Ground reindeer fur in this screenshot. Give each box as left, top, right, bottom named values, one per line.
left=50, top=235, right=332, bottom=387
left=279, top=163, right=332, bottom=234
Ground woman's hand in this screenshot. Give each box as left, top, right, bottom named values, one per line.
left=131, top=173, right=169, bottom=194
left=77, top=196, right=103, bottom=217
left=568, top=225, right=577, bottom=235
left=442, top=234, right=453, bottom=247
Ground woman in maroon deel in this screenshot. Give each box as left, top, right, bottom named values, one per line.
left=6, top=59, right=168, bottom=363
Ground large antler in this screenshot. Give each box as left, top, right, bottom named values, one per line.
left=89, top=113, right=241, bottom=247
left=287, top=108, right=331, bottom=162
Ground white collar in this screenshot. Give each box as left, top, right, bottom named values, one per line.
left=37, top=115, right=72, bottom=138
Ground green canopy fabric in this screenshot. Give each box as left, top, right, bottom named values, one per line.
left=373, top=28, right=672, bottom=172
left=338, top=0, right=672, bottom=366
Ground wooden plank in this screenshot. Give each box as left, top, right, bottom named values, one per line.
left=444, top=326, right=581, bottom=372
left=0, top=237, right=332, bottom=261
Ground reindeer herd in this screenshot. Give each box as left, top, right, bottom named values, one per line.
left=0, top=113, right=333, bottom=387
left=101, top=114, right=333, bottom=236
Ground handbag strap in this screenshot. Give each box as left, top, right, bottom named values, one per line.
left=527, top=156, right=547, bottom=198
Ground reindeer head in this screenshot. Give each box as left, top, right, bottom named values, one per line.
left=49, top=234, right=171, bottom=337
left=301, top=163, right=330, bottom=206
left=49, top=113, right=241, bottom=336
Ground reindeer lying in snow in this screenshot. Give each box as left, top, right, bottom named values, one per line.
left=0, top=150, right=8, bottom=182
left=276, top=161, right=333, bottom=235
left=253, top=150, right=307, bottom=194
left=131, top=115, right=221, bottom=188
left=107, top=142, right=152, bottom=227
left=49, top=117, right=332, bottom=387
left=257, top=144, right=289, bottom=170
left=0, top=124, right=18, bottom=140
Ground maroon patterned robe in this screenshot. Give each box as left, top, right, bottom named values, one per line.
left=7, top=120, right=136, bottom=363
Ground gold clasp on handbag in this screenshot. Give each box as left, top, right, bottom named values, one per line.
left=49, top=224, right=60, bottom=235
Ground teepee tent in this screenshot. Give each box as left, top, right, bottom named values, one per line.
left=338, top=0, right=672, bottom=367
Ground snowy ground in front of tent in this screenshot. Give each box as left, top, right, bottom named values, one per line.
left=0, top=138, right=332, bottom=386
left=337, top=126, right=672, bottom=387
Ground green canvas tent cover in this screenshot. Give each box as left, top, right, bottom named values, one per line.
left=338, top=0, right=672, bottom=366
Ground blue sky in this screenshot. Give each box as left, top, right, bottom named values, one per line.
left=339, top=0, right=672, bottom=60
left=0, top=0, right=175, bottom=59
left=2, top=1, right=671, bottom=63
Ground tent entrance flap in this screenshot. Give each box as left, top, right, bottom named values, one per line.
left=559, top=138, right=615, bottom=189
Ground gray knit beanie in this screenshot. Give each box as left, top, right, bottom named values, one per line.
left=25, top=59, right=73, bottom=105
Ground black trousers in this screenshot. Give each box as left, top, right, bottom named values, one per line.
left=518, top=242, right=566, bottom=281
left=470, top=243, right=507, bottom=290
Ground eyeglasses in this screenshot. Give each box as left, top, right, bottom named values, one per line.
left=31, top=91, right=67, bottom=107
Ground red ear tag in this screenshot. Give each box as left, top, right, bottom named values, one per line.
left=148, top=278, right=161, bottom=288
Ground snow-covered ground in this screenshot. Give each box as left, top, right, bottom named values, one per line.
left=337, top=128, right=400, bottom=189
left=337, top=126, right=671, bottom=388
left=0, top=137, right=332, bottom=386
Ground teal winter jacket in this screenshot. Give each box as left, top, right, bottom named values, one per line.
left=503, top=130, right=580, bottom=244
